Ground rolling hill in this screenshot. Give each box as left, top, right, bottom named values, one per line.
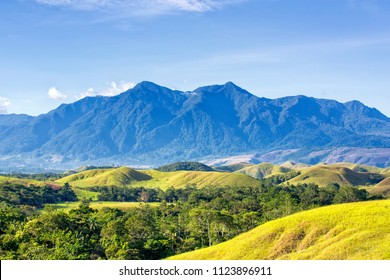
left=285, top=165, right=382, bottom=187
left=56, top=166, right=151, bottom=187
left=381, top=167, right=390, bottom=177
left=57, top=167, right=261, bottom=189
left=235, top=162, right=291, bottom=179
left=368, top=177, right=390, bottom=197
left=168, top=200, right=390, bottom=260
left=0, top=175, right=51, bottom=187
left=280, top=161, right=310, bottom=170
left=324, top=162, right=384, bottom=173
left=212, top=162, right=254, bottom=172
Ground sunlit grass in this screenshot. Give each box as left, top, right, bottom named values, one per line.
left=57, top=168, right=260, bottom=190
left=168, top=200, right=390, bottom=260
left=286, top=165, right=378, bottom=187
left=0, top=176, right=50, bottom=187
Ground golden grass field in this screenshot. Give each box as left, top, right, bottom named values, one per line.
left=168, top=199, right=390, bottom=260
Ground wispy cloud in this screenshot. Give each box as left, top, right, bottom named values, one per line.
left=35, top=0, right=241, bottom=14
left=0, top=97, right=11, bottom=114
left=48, top=87, right=68, bottom=100
left=77, top=81, right=135, bottom=99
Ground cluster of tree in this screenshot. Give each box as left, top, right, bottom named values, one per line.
left=0, top=183, right=77, bottom=208
left=88, top=182, right=374, bottom=207
left=87, top=186, right=161, bottom=202
left=0, top=182, right=380, bottom=260
left=156, top=162, right=213, bottom=172
left=0, top=173, right=65, bottom=181
left=262, top=171, right=301, bottom=185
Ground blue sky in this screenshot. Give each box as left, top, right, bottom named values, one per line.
left=1, top=0, right=390, bottom=116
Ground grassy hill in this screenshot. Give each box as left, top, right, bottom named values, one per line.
left=235, top=162, right=291, bottom=179
left=213, top=162, right=254, bottom=172
left=285, top=165, right=381, bottom=187
left=57, top=167, right=260, bottom=190
left=325, top=162, right=384, bottom=173
left=0, top=175, right=51, bottom=187
left=168, top=200, right=390, bottom=260
left=56, top=166, right=152, bottom=187
left=156, top=162, right=213, bottom=172
left=280, top=161, right=310, bottom=170
left=381, top=167, right=390, bottom=177
left=129, top=170, right=260, bottom=189
left=367, top=177, right=390, bottom=197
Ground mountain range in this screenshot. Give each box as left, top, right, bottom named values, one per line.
left=0, top=81, right=390, bottom=171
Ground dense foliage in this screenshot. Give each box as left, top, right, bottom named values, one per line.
left=0, top=181, right=379, bottom=260
left=156, top=162, right=213, bottom=172
left=0, top=183, right=77, bottom=208
left=0, top=173, right=65, bottom=181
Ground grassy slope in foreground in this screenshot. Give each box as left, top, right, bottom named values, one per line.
left=168, top=200, right=390, bottom=260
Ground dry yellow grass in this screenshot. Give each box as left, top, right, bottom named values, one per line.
left=168, top=200, right=390, bottom=260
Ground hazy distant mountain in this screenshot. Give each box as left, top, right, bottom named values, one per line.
left=0, top=81, right=389, bottom=170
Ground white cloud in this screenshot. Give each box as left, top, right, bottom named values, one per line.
left=48, top=87, right=68, bottom=100
left=0, top=97, right=11, bottom=114
left=77, top=81, right=135, bottom=100
left=35, top=0, right=241, bottom=14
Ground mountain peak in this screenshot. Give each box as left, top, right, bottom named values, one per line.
left=193, top=81, right=250, bottom=96
left=1, top=81, right=390, bottom=170
left=134, top=81, right=162, bottom=91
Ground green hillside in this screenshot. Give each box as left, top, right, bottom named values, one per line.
left=368, top=177, right=390, bottom=197
left=325, top=162, right=384, bottom=173
left=0, top=175, right=51, bottom=187
left=236, top=162, right=291, bottom=179
left=285, top=165, right=381, bottom=187
left=280, top=161, right=310, bottom=170
left=56, top=166, right=152, bottom=187
left=129, top=170, right=260, bottom=189
left=213, top=162, right=254, bottom=172
left=381, top=167, right=390, bottom=177
left=168, top=200, right=390, bottom=260
left=57, top=167, right=260, bottom=189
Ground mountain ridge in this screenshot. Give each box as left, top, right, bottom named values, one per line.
left=0, top=81, right=389, bottom=170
